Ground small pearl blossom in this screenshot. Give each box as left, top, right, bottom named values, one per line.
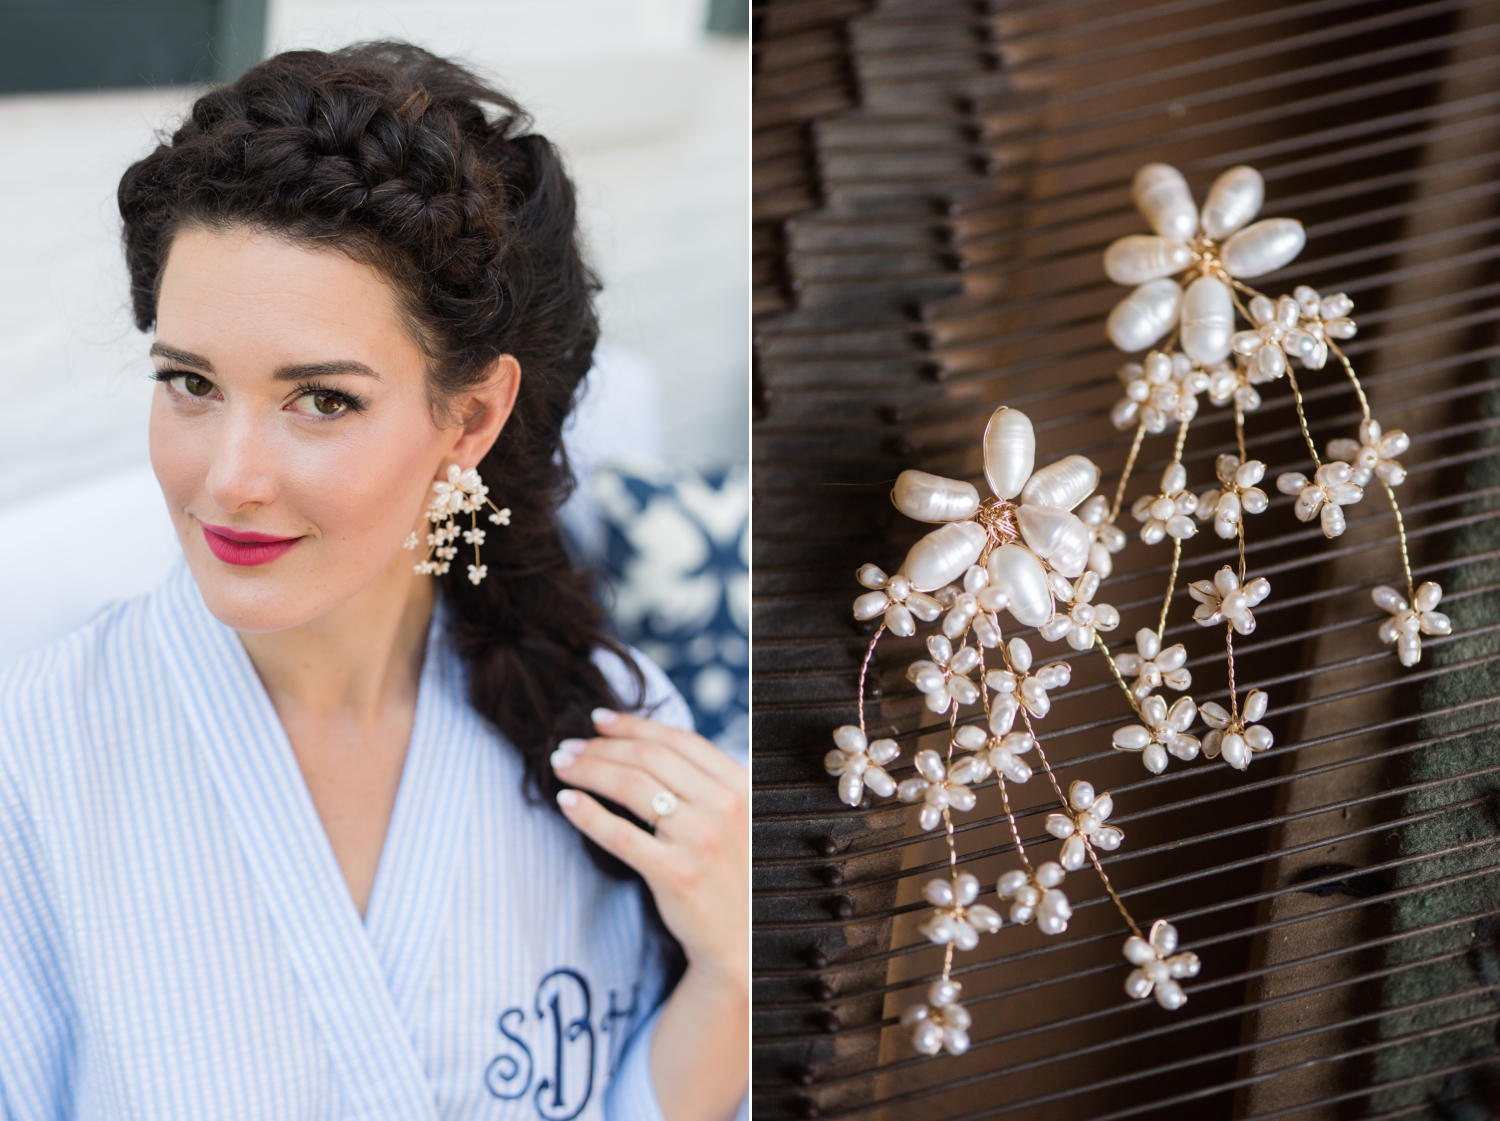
left=462, top=526, right=487, bottom=546
left=1112, top=351, right=1203, bottom=432
left=1112, top=693, right=1200, bottom=773
left=488, top=507, right=512, bottom=526
left=1190, top=566, right=1271, bottom=635
left=937, top=565, right=1006, bottom=646
left=1199, top=689, right=1273, bottom=770
left=988, top=729, right=1036, bottom=784
left=402, top=531, right=421, bottom=551
left=902, top=979, right=971, bottom=1056
left=466, top=563, right=488, bottom=586
left=908, top=635, right=982, bottom=714
left=1039, top=570, right=1122, bottom=651
left=917, top=872, right=1002, bottom=950
left=1078, top=494, right=1128, bottom=578
left=1286, top=284, right=1356, bottom=370
left=1123, top=920, right=1200, bottom=1010
left=1276, top=461, right=1364, bottom=538
left=1045, top=780, right=1124, bottom=871
left=1206, top=354, right=1276, bottom=412
left=1372, top=582, right=1452, bottom=666
left=899, top=749, right=984, bottom=831
left=1132, top=463, right=1198, bottom=544
left=986, top=637, right=1070, bottom=733
left=1327, top=418, right=1410, bottom=488
left=997, top=861, right=1071, bottom=934
left=852, top=565, right=943, bottom=638
left=825, top=725, right=900, bottom=806
left=1195, top=454, right=1269, bottom=539
left=1231, top=293, right=1300, bottom=380
left=1114, top=627, right=1192, bottom=700
left=429, top=464, right=489, bottom=516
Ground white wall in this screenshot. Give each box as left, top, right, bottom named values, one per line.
left=0, top=0, right=746, bottom=510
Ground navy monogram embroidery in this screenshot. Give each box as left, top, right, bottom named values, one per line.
left=535, top=969, right=593, bottom=1120
left=484, top=1008, right=533, bottom=1100
left=485, top=968, right=643, bottom=1117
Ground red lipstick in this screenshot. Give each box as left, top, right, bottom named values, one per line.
left=200, top=521, right=303, bottom=566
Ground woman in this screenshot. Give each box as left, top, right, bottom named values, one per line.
left=0, top=43, right=746, bottom=1121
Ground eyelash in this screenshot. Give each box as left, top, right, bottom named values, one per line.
left=152, top=369, right=368, bottom=415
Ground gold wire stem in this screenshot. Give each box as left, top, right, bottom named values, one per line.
left=1283, top=367, right=1322, bottom=468
left=1158, top=537, right=1182, bottom=642
left=997, top=774, right=1034, bottom=874
left=1018, top=709, right=1071, bottom=820
left=1095, top=634, right=1147, bottom=719
left=1226, top=623, right=1239, bottom=724
left=1172, top=416, right=1191, bottom=464
left=1329, top=341, right=1373, bottom=420
left=1084, top=836, right=1144, bottom=940
left=1111, top=422, right=1148, bottom=524
left=1330, top=340, right=1414, bottom=598
left=979, top=645, right=1035, bottom=873
left=1385, top=482, right=1418, bottom=603
left=856, top=626, right=884, bottom=735
left=1234, top=402, right=1247, bottom=464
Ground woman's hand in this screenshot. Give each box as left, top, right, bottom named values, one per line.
left=551, top=708, right=748, bottom=1121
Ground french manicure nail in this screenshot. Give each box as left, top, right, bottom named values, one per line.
left=557, top=789, right=580, bottom=808
left=591, top=707, right=618, bottom=726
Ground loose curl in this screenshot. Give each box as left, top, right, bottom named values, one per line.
left=118, top=43, right=674, bottom=964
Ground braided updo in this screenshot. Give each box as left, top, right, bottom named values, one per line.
left=118, top=44, right=659, bottom=894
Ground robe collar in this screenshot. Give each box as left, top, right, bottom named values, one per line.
left=150, top=561, right=483, bottom=1119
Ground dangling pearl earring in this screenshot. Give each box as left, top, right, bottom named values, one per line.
left=404, top=464, right=512, bottom=585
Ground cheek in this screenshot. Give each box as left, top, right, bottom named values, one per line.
left=148, top=390, right=211, bottom=515
left=295, top=422, right=435, bottom=546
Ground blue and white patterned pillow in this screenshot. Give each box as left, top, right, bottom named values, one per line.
left=592, top=463, right=749, bottom=749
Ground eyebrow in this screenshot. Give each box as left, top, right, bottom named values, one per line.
left=149, top=343, right=380, bottom=381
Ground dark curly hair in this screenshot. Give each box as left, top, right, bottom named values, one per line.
left=117, top=42, right=675, bottom=967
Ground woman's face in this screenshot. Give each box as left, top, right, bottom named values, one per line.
left=150, top=225, right=515, bottom=633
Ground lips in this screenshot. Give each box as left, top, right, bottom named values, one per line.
left=200, top=522, right=303, bottom=567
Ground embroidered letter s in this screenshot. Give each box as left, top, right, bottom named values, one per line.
left=484, top=1008, right=533, bottom=1100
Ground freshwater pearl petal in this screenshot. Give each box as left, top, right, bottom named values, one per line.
left=1181, top=276, right=1234, bottom=365
left=1220, top=732, right=1249, bottom=770
left=987, top=544, right=1052, bottom=627
left=1221, top=218, right=1306, bottom=278
left=893, top=470, right=981, bottom=523
left=854, top=591, right=889, bottom=620
left=903, top=522, right=988, bottom=592
left=1201, top=165, right=1264, bottom=239
left=1016, top=505, right=1092, bottom=578
left=1021, top=455, right=1101, bottom=512
left=885, top=603, right=915, bottom=637
left=1244, top=689, right=1269, bottom=723
left=981, top=406, right=1036, bottom=500
left=1133, top=163, right=1199, bottom=239
left=1107, top=278, right=1183, bottom=353
left=1415, top=581, right=1443, bottom=613
left=1104, top=235, right=1193, bottom=285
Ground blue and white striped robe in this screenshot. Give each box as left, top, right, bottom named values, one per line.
left=0, top=561, right=691, bottom=1120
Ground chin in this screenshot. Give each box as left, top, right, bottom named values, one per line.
left=183, top=538, right=387, bottom=634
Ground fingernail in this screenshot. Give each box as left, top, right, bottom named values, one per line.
left=591, top=707, right=618, bottom=726
left=556, top=789, right=580, bottom=808
left=549, top=749, right=571, bottom=769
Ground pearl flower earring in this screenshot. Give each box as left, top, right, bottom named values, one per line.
left=404, top=464, right=512, bottom=585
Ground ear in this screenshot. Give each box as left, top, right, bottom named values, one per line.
left=444, top=355, right=522, bottom=470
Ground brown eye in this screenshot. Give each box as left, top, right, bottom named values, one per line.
left=183, top=374, right=214, bottom=396
left=311, top=392, right=343, bottom=415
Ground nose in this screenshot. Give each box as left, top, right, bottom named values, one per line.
left=203, top=407, right=279, bottom=513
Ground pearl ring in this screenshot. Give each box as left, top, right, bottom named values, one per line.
left=650, top=789, right=679, bottom=826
